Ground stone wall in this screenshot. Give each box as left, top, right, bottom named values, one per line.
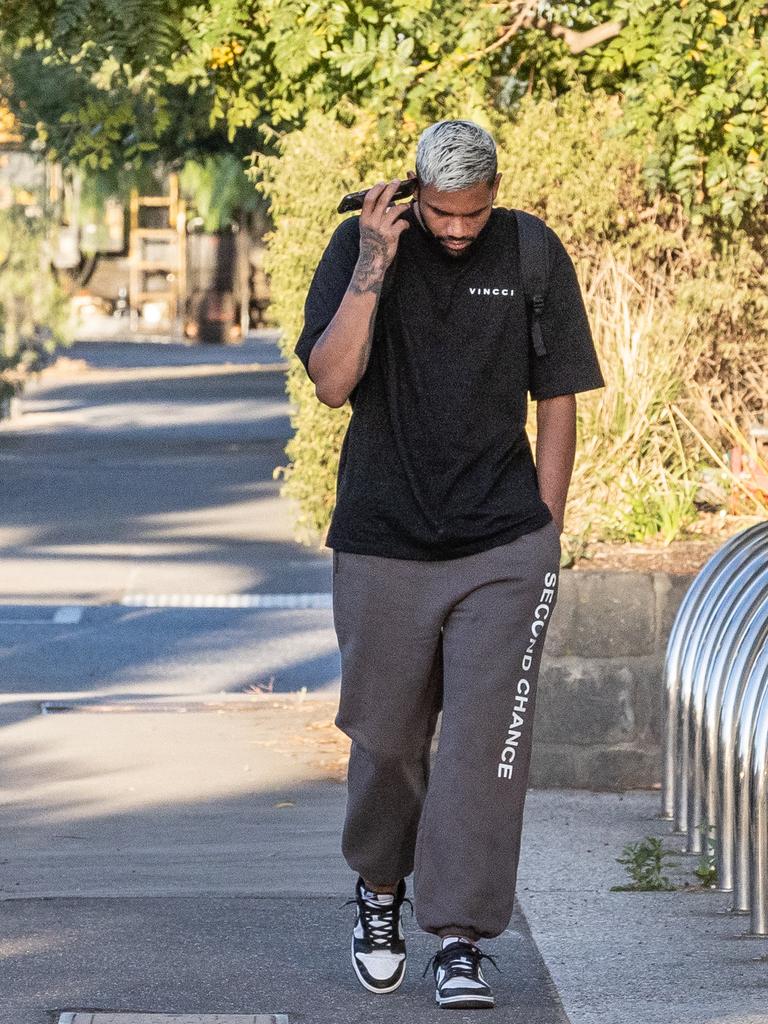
left=529, top=570, right=696, bottom=791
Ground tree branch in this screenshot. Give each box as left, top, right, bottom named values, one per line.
left=482, top=1, right=538, bottom=58
left=464, top=7, right=625, bottom=62
left=527, top=17, right=625, bottom=54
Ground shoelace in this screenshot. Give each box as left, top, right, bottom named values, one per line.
left=422, top=942, right=501, bottom=979
left=342, top=893, right=413, bottom=949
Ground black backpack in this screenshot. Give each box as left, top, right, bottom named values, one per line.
left=513, top=209, right=550, bottom=358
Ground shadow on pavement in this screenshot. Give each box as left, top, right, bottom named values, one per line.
left=0, top=703, right=569, bottom=1024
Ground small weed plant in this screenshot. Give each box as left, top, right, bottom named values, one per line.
left=611, top=835, right=679, bottom=892
left=693, top=818, right=718, bottom=888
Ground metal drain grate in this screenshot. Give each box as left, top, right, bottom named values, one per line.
left=40, top=695, right=291, bottom=715
left=58, top=1015, right=289, bottom=1024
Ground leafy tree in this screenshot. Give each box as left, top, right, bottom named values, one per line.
left=3, top=43, right=260, bottom=172
left=1, top=0, right=184, bottom=73
left=0, top=3, right=631, bottom=159
left=3, top=1, right=765, bottom=230
left=180, top=152, right=265, bottom=233
left=586, top=0, right=768, bottom=230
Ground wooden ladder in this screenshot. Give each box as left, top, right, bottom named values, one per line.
left=128, top=173, right=186, bottom=334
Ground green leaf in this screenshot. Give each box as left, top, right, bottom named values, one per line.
left=396, top=35, right=415, bottom=60
left=378, top=25, right=395, bottom=53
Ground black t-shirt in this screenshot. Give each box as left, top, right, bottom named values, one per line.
left=295, top=203, right=605, bottom=560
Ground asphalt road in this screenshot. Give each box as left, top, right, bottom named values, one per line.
left=0, top=337, right=340, bottom=696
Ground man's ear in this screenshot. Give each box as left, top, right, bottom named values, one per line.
left=491, top=172, right=501, bottom=202
left=406, top=169, right=418, bottom=198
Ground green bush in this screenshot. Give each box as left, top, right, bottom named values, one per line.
left=0, top=208, right=71, bottom=400
left=254, top=93, right=768, bottom=550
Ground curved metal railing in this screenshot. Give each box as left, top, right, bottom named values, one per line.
left=662, top=523, right=766, bottom=821
left=662, top=520, right=768, bottom=934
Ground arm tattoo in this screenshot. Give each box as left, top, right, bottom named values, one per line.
left=349, top=227, right=387, bottom=295
left=345, top=226, right=392, bottom=382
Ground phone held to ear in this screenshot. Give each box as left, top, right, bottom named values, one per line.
left=337, top=177, right=417, bottom=214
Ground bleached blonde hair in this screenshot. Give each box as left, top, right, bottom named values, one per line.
left=415, top=120, right=497, bottom=191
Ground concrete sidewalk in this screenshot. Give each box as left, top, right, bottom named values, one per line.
left=517, top=790, right=768, bottom=1024
left=1, top=699, right=766, bottom=1023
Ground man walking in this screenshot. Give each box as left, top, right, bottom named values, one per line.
left=295, top=120, right=604, bottom=1009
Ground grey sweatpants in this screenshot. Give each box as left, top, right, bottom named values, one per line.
left=332, top=518, right=561, bottom=941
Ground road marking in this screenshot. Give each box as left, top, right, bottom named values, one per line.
left=120, top=593, right=332, bottom=609
left=0, top=606, right=84, bottom=625
left=52, top=606, right=84, bottom=624
left=58, top=1016, right=289, bottom=1024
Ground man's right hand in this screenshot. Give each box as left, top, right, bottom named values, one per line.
left=308, top=179, right=410, bottom=407
left=351, top=179, right=411, bottom=293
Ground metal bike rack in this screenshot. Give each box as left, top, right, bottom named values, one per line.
left=687, top=542, right=768, bottom=850
left=712, top=598, right=768, bottom=893
left=662, top=520, right=768, bottom=934
left=748, top=642, right=768, bottom=933
left=662, top=522, right=768, bottom=823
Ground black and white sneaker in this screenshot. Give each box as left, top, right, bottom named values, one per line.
left=346, top=876, right=409, bottom=993
left=426, top=938, right=498, bottom=1009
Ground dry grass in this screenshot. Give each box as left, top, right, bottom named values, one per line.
left=533, top=250, right=702, bottom=547
left=670, top=393, right=768, bottom=517
left=528, top=246, right=768, bottom=557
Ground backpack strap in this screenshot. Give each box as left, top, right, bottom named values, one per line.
left=513, top=209, right=550, bottom=357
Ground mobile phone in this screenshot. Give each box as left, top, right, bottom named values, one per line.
left=337, top=177, right=417, bottom=214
